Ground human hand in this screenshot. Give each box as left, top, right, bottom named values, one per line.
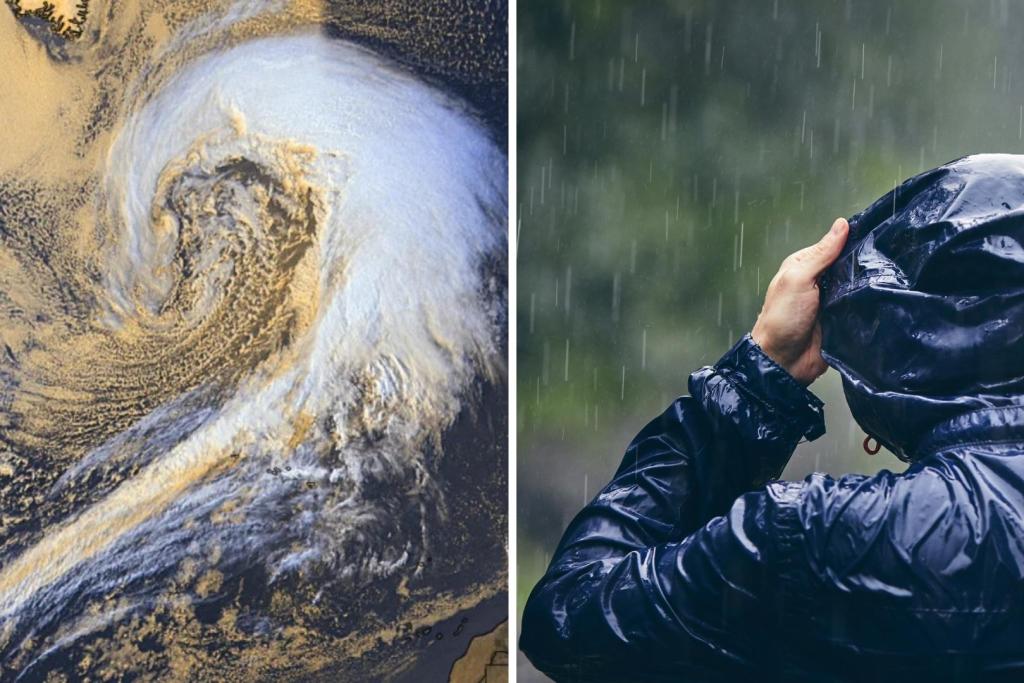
left=750, top=217, right=849, bottom=386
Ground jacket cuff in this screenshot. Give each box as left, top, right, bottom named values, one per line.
left=710, top=334, right=826, bottom=442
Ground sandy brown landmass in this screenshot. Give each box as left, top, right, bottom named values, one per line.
left=6, top=0, right=89, bottom=38
left=449, top=621, right=508, bottom=683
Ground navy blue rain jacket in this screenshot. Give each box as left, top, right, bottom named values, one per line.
left=520, top=154, right=1024, bottom=682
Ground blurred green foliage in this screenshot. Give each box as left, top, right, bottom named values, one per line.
left=517, top=0, right=1024, bottom=629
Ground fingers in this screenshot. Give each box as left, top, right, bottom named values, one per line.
left=784, top=217, right=849, bottom=282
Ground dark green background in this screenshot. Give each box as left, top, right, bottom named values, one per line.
left=517, top=0, right=1024, bottom=675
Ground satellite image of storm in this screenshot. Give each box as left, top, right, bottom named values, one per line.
left=0, top=0, right=508, bottom=680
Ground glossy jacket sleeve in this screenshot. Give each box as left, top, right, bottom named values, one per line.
left=519, top=334, right=826, bottom=681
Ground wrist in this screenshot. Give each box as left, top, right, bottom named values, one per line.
left=749, top=329, right=793, bottom=377
left=711, top=334, right=826, bottom=442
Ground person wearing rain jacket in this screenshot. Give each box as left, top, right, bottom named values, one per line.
left=520, top=154, right=1024, bottom=682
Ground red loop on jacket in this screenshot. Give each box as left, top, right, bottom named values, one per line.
left=863, top=435, right=881, bottom=455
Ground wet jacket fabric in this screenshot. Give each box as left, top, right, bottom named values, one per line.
left=520, top=154, right=1024, bottom=682
left=820, top=154, right=1024, bottom=462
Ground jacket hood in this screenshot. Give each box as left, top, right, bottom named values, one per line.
left=819, top=154, right=1024, bottom=461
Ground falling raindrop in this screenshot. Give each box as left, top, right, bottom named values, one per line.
left=563, top=338, right=570, bottom=382
left=612, top=272, right=621, bottom=323
left=529, top=292, right=536, bottom=334
left=641, top=328, right=648, bottom=370
left=738, top=222, right=745, bottom=269
left=704, top=23, right=713, bottom=76
left=564, top=265, right=573, bottom=315
left=814, top=22, right=821, bottom=69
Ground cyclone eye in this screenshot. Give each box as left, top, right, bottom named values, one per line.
left=152, top=148, right=320, bottom=334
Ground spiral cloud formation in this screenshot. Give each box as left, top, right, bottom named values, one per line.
left=0, top=19, right=505, bottom=679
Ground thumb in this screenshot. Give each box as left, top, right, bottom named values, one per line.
left=790, top=217, right=849, bottom=280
